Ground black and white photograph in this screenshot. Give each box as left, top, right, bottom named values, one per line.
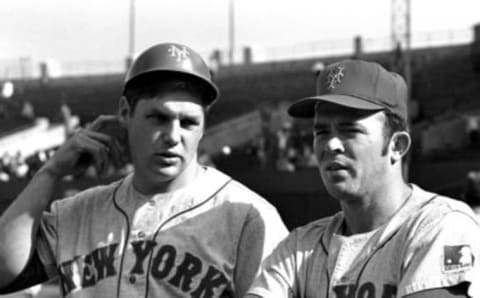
left=0, top=0, right=479, bottom=297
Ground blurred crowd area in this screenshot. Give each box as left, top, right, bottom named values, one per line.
left=0, top=148, right=134, bottom=184
left=0, top=149, right=53, bottom=182
left=233, top=120, right=317, bottom=172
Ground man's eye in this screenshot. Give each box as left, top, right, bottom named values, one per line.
left=181, top=118, right=199, bottom=128
left=343, top=128, right=361, bottom=134
left=314, top=129, right=328, bottom=136
left=147, top=114, right=167, bottom=122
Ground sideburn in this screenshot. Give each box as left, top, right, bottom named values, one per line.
left=381, top=133, right=392, bottom=156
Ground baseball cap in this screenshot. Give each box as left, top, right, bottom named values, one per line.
left=288, top=59, right=408, bottom=121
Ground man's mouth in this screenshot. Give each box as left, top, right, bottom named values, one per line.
left=157, top=152, right=180, bottom=158
left=325, top=162, right=349, bottom=171
left=153, top=152, right=181, bottom=164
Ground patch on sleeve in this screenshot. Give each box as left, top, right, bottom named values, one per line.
left=443, top=245, right=475, bottom=272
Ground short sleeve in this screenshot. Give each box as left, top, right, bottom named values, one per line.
left=35, top=201, right=60, bottom=278
left=399, top=210, right=480, bottom=297
left=247, top=231, right=299, bottom=298
left=234, top=204, right=288, bottom=298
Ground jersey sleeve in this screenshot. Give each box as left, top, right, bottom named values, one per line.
left=398, top=210, right=480, bottom=297
left=234, top=204, right=289, bottom=298
left=35, top=200, right=61, bottom=278
left=246, top=230, right=299, bottom=298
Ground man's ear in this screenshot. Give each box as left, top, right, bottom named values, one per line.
left=390, top=131, right=411, bottom=164
left=118, top=96, right=131, bottom=122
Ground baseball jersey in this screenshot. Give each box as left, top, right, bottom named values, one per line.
left=36, top=166, right=288, bottom=297
left=473, top=207, right=480, bottom=220
left=248, top=184, right=480, bottom=298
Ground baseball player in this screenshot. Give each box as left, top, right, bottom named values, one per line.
left=0, top=43, right=288, bottom=297
left=247, top=60, right=480, bottom=298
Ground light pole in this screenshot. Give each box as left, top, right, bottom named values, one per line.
left=228, top=0, right=235, bottom=65
left=391, top=0, right=411, bottom=93
left=128, top=0, right=136, bottom=67
left=391, top=0, right=412, bottom=179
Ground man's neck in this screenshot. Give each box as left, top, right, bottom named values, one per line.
left=133, top=162, right=203, bottom=195
left=340, top=182, right=412, bottom=235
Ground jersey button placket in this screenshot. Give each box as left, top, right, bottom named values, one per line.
left=129, top=274, right=136, bottom=284
left=331, top=243, right=349, bottom=287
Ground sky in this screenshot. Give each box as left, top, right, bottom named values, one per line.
left=0, top=0, right=479, bottom=63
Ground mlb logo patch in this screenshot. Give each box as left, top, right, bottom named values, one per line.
left=443, top=245, right=474, bottom=272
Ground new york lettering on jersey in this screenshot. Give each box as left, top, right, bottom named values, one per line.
left=332, top=282, right=397, bottom=298
left=58, top=240, right=231, bottom=297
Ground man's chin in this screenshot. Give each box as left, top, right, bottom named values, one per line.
left=324, top=182, right=354, bottom=198
left=322, top=169, right=351, bottom=181
left=142, top=161, right=177, bottom=177
left=151, top=167, right=180, bottom=179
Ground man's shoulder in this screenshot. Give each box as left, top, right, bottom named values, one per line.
left=199, top=167, right=289, bottom=237
left=51, top=178, right=124, bottom=211
left=402, top=184, right=480, bottom=238
left=206, top=167, right=271, bottom=205
left=221, top=176, right=282, bottom=220
left=411, top=184, right=478, bottom=221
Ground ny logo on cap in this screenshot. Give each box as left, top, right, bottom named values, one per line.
left=326, top=66, right=345, bottom=90
left=168, top=45, right=190, bottom=62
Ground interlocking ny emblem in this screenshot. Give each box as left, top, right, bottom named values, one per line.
left=326, top=66, right=345, bottom=89
left=168, top=45, right=190, bottom=62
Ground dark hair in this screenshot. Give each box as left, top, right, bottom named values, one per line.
left=383, top=111, right=408, bottom=138
left=123, top=72, right=211, bottom=113
left=381, top=110, right=408, bottom=154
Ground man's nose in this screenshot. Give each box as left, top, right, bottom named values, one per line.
left=162, top=121, right=181, bottom=145
left=323, top=136, right=344, bottom=154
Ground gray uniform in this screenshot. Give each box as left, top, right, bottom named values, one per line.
left=248, top=184, right=480, bottom=298
left=37, top=166, right=288, bottom=297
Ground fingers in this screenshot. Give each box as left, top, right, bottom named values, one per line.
left=86, top=115, right=128, bottom=169
left=75, top=130, right=112, bottom=176
left=88, top=114, right=120, bottom=131
left=106, top=135, right=125, bottom=169
left=46, top=115, right=128, bottom=178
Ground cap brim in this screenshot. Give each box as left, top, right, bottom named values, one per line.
left=288, top=94, right=385, bottom=118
